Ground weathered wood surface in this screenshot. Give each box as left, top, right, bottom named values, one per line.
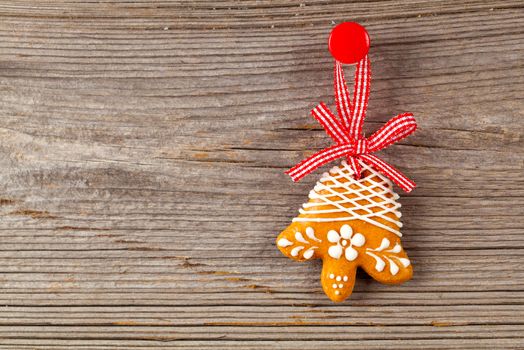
left=0, top=0, right=523, bottom=349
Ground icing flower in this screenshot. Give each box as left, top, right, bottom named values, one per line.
left=327, top=224, right=365, bottom=261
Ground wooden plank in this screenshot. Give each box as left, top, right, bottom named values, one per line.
left=0, top=0, right=523, bottom=349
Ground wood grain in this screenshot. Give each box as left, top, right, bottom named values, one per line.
left=0, top=0, right=523, bottom=349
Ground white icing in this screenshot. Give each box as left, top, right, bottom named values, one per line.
left=387, top=243, right=401, bottom=253
left=326, top=225, right=366, bottom=262
left=340, top=224, right=352, bottom=239
left=374, top=238, right=390, bottom=252
left=366, top=251, right=385, bottom=272
left=387, top=257, right=399, bottom=275
left=278, top=238, right=293, bottom=247
left=351, top=233, right=366, bottom=247
left=397, top=257, right=410, bottom=267
left=365, top=238, right=411, bottom=274
left=327, top=230, right=339, bottom=243
left=295, top=232, right=308, bottom=244
left=305, top=227, right=321, bottom=242
left=328, top=244, right=343, bottom=259
left=278, top=229, right=320, bottom=260
left=291, top=246, right=304, bottom=257
left=293, top=160, right=403, bottom=237
left=303, top=248, right=315, bottom=259
left=343, top=275, right=348, bottom=282
left=345, top=246, right=358, bottom=261
left=329, top=274, right=346, bottom=295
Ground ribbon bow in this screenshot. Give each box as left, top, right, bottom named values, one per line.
left=285, top=56, right=417, bottom=192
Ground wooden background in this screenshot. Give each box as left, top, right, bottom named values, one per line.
left=0, top=1, right=523, bottom=349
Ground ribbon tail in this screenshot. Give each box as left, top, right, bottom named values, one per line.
left=346, top=156, right=362, bottom=179
left=286, top=144, right=353, bottom=182
left=359, top=154, right=416, bottom=192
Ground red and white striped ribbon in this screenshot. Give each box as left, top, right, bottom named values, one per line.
left=286, top=56, right=417, bottom=192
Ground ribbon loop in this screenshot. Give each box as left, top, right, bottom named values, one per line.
left=286, top=144, right=354, bottom=182
left=334, top=61, right=353, bottom=129
left=286, top=56, right=417, bottom=192
left=311, top=102, right=350, bottom=145
left=350, top=56, right=371, bottom=139
left=367, top=113, right=417, bottom=153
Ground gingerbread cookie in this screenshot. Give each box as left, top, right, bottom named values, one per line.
left=277, top=23, right=417, bottom=302
left=277, top=160, right=412, bottom=302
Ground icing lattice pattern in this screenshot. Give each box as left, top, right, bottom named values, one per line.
left=292, top=160, right=403, bottom=237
